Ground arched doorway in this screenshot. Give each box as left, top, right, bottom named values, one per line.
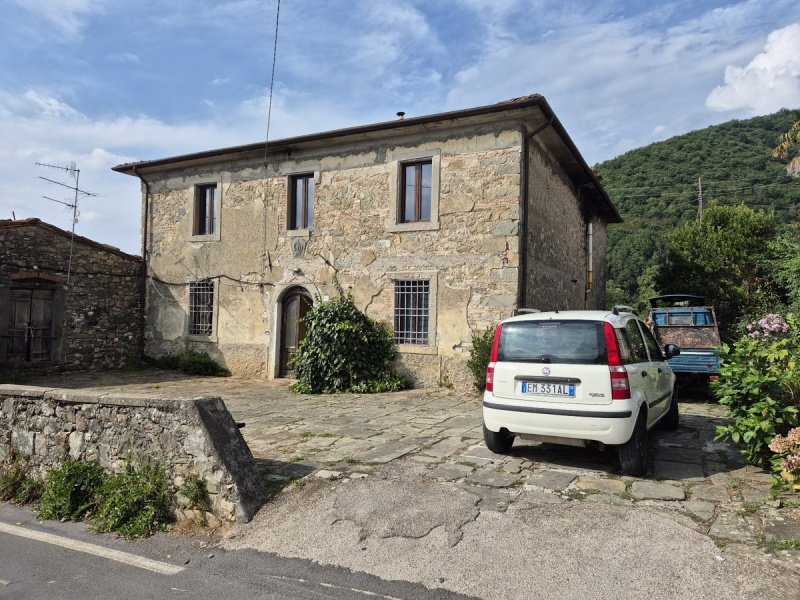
left=279, top=288, right=313, bottom=377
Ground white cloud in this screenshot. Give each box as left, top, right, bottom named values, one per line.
left=443, top=1, right=795, bottom=162
left=0, top=85, right=361, bottom=254
left=10, top=0, right=108, bottom=38
left=706, top=23, right=800, bottom=114
left=109, top=53, right=141, bottom=64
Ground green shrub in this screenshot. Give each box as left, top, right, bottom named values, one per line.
left=0, top=456, right=43, bottom=505
left=467, top=328, right=496, bottom=392
left=94, top=458, right=173, bottom=539
left=147, top=350, right=230, bottom=377
left=38, top=459, right=104, bottom=521
left=714, top=313, right=800, bottom=469
left=289, top=294, right=410, bottom=394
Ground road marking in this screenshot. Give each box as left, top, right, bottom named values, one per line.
left=267, top=575, right=403, bottom=600
left=0, top=522, right=183, bottom=575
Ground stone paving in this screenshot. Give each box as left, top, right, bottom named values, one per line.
left=20, top=369, right=800, bottom=575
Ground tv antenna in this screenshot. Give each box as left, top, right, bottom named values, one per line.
left=35, top=161, right=98, bottom=284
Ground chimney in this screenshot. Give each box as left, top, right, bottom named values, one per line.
left=396, top=111, right=405, bottom=120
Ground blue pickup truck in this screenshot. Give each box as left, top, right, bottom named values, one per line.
left=648, top=294, right=721, bottom=385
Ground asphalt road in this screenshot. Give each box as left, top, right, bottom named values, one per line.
left=0, top=504, right=476, bottom=600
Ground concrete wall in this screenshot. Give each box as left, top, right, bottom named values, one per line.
left=0, top=222, right=142, bottom=370
left=0, top=384, right=262, bottom=523
left=144, top=122, right=524, bottom=387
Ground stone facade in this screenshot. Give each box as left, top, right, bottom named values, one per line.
left=115, top=95, right=620, bottom=387
left=0, top=384, right=262, bottom=522
left=0, top=219, right=142, bottom=371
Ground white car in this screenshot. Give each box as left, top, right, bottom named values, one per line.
left=482, top=309, right=680, bottom=475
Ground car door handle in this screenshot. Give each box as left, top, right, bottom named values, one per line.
left=641, top=371, right=648, bottom=378
left=658, top=368, right=663, bottom=374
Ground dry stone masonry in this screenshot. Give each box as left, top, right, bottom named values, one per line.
left=0, top=219, right=142, bottom=371
left=0, top=384, right=262, bottom=523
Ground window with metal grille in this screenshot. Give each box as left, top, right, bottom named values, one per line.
left=289, top=174, right=314, bottom=229
left=189, top=280, right=214, bottom=336
left=393, top=280, right=430, bottom=344
left=194, top=184, right=216, bottom=235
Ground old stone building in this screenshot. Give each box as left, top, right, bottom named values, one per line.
left=0, top=219, right=142, bottom=370
left=114, top=95, right=620, bottom=386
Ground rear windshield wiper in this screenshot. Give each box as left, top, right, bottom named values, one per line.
left=514, top=356, right=552, bottom=363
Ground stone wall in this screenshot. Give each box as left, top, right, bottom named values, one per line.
left=0, top=384, right=262, bottom=523
left=0, top=221, right=142, bottom=370
left=143, top=122, right=524, bottom=387
left=524, top=138, right=606, bottom=311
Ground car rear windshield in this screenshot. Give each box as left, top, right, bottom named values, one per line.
left=498, top=320, right=607, bottom=364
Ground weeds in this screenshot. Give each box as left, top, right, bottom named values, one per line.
left=38, top=459, right=104, bottom=521
left=93, top=459, right=173, bottom=539
left=0, top=456, right=43, bottom=505
left=146, top=350, right=230, bottom=377
left=181, top=473, right=211, bottom=526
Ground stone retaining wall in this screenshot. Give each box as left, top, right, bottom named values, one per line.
left=0, top=385, right=262, bottom=523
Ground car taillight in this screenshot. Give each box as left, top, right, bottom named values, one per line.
left=604, top=322, right=630, bottom=400
left=485, top=323, right=503, bottom=393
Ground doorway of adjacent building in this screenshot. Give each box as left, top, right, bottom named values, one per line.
left=7, top=287, right=56, bottom=363
left=279, top=288, right=313, bottom=377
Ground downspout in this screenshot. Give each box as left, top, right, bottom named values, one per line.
left=132, top=166, right=150, bottom=362
left=518, top=118, right=553, bottom=311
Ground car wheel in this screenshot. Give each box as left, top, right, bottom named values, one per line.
left=618, top=411, right=648, bottom=476
left=660, top=388, right=680, bottom=431
left=483, top=424, right=514, bottom=453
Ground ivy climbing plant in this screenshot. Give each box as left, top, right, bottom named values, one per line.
left=289, top=294, right=410, bottom=394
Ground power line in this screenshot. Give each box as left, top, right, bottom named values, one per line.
left=264, top=0, right=281, bottom=162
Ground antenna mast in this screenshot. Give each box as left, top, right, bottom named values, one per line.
left=35, top=162, right=97, bottom=284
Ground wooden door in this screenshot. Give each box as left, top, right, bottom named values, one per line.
left=280, top=291, right=312, bottom=376
left=7, top=288, right=55, bottom=363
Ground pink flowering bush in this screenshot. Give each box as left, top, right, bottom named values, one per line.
left=746, top=313, right=790, bottom=339
left=769, top=428, right=800, bottom=488
left=715, top=313, right=800, bottom=470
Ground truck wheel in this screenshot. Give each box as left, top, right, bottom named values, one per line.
left=618, top=412, right=648, bottom=476
left=660, top=388, right=680, bottom=431
left=483, top=424, right=514, bottom=453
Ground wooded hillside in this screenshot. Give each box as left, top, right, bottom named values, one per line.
left=595, top=109, right=800, bottom=300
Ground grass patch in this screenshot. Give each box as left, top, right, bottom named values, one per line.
left=764, top=538, right=800, bottom=552
left=737, top=501, right=761, bottom=516
left=345, top=457, right=359, bottom=465
left=564, top=489, right=587, bottom=501
left=298, top=432, right=315, bottom=441
left=619, top=490, right=634, bottom=501
left=290, top=455, right=306, bottom=463
left=457, top=461, right=478, bottom=468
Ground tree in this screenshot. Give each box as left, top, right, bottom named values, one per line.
left=657, top=203, right=776, bottom=339
left=772, top=111, right=800, bottom=177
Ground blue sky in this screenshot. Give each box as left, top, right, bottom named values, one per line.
left=2, top=0, right=799, bottom=255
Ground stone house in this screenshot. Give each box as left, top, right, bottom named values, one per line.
left=113, top=94, right=620, bottom=387
left=0, top=219, right=142, bottom=371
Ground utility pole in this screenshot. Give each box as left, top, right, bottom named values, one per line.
left=36, top=162, right=97, bottom=284
left=697, top=176, right=704, bottom=221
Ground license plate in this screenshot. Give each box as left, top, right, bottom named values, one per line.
left=520, top=381, right=575, bottom=397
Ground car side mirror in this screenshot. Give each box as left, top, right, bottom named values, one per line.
left=663, top=344, right=680, bottom=359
